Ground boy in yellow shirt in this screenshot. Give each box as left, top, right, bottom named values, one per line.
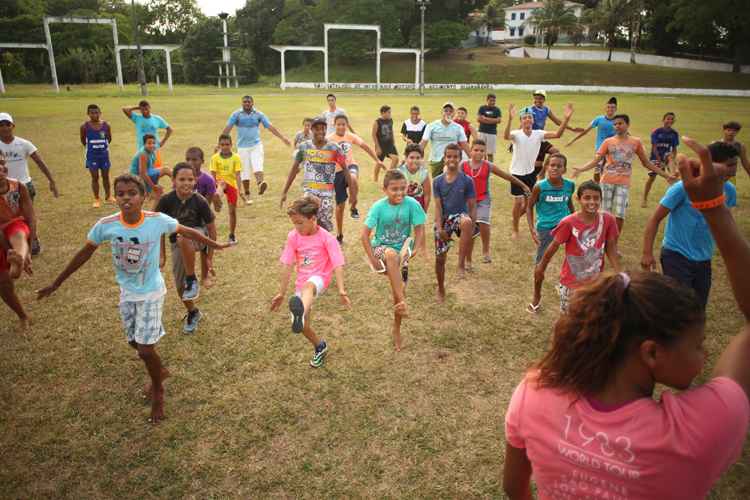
left=210, top=134, right=242, bottom=244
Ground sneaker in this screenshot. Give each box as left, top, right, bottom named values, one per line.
left=258, top=181, right=268, bottom=195
left=245, top=197, right=253, bottom=206
left=92, top=198, right=101, bottom=208
left=31, top=238, right=41, bottom=256
left=289, top=295, right=305, bottom=334
left=350, top=207, right=360, bottom=219
left=182, top=278, right=200, bottom=301
left=310, top=340, right=328, bottom=368
left=336, top=234, right=344, bottom=245
left=401, top=264, right=409, bottom=283
left=183, top=309, right=202, bottom=334
left=228, top=234, right=238, bottom=245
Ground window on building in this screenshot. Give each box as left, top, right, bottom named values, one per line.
left=511, top=13, right=516, bottom=20
left=518, top=27, right=525, bottom=37
left=510, top=27, right=516, bottom=36
left=520, top=12, right=525, bottom=20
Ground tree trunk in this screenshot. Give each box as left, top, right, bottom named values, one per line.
left=630, top=16, right=640, bottom=64
left=547, top=44, right=551, bottom=59
left=733, top=42, right=741, bottom=73
left=608, top=43, right=613, bottom=62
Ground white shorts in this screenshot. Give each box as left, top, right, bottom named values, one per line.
left=295, top=275, right=326, bottom=297
left=238, top=143, right=264, bottom=179
left=601, top=182, right=629, bottom=219
left=477, top=132, right=497, bottom=154
left=476, top=197, right=491, bottom=224
left=119, top=295, right=166, bottom=345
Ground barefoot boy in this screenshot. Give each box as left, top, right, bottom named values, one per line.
left=362, top=170, right=426, bottom=351
left=210, top=134, right=242, bottom=244
left=534, top=180, right=620, bottom=313
left=37, top=174, right=229, bottom=423
left=80, top=104, right=113, bottom=207
left=156, top=163, right=219, bottom=333
left=129, top=134, right=171, bottom=201
left=372, top=105, right=399, bottom=175
left=271, top=195, right=350, bottom=368
left=433, top=143, right=476, bottom=302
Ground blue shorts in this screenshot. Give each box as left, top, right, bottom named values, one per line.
left=86, top=157, right=111, bottom=171
left=119, top=295, right=166, bottom=345
left=535, top=228, right=555, bottom=264
left=144, top=171, right=161, bottom=193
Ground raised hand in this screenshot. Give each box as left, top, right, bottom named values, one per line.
left=564, top=103, right=574, bottom=118
left=508, top=104, right=516, bottom=120
left=678, top=137, right=723, bottom=203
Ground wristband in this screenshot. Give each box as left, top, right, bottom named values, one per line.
left=691, top=194, right=725, bottom=211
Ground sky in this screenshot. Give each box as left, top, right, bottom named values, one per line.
left=195, top=0, right=247, bottom=17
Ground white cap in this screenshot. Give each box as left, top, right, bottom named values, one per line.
left=0, top=113, right=13, bottom=124
left=533, top=89, right=547, bottom=98
left=442, top=101, right=455, bottom=110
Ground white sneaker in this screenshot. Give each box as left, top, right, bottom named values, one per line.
left=245, top=198, right=253, bottom=206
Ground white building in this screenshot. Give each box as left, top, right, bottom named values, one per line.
left=489, top=1, right=584, bottom=42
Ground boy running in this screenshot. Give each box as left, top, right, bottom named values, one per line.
left=0, top=158, right=34, bottom=281
left=37, top=174, right=228, bottom=424
left=534, top=180, right=620, bottom=312
left=420, top=103, right=471, bottom=178
left=280, top=117, right=348, bottom=234
left=362, top=170, right=426, bottom=351
left=186, top=147, right=222, bottom=213
left=433, top=143, right=477, bottom=302
left=400, top=106, right=427, bottom=145
left=719, top=121, right=750, bottom=178
left=270, top=196, right=350, bottom=368
left=641, top=139, right=738, bottom=308
left=327, top=114, right=384, bottom=240
left=294, top=118, right=313, bottom=148
left=372, top=105, right=399, bottom=175
left=398, top=144, right=432, bottom=212
left=129, top=134, right=172, bottom=200
left=156, top=163, right=219, bottom=333
left=572, top=114, right=675, bottom=234
left=526, top=153, right=575, bottom=313
left=642, top=112, right=679, bottom=207
left=504, top=103, right=574, bottom=239
left=323, top=94, right=354, bottom=135
left=121, top=100, right=172, bottom=168
left=462, top=140, right=531, bottom=267
left=565, top=97, right=618, bottom=183
left=209, top=134, right=242, bottom=244
left=477, top=94, right=502, bottom=162
left=0, top=112, right=58, bottom=255
left=80, top=104, right=113, bottom=207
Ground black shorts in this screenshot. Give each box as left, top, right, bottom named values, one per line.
left=511, top=172, right=537, bottom=196
left=334, top=170, right=348, bottom=204
left=535, top=141, right=554, bottom=162
left=377, top=143, right=398, bottom=161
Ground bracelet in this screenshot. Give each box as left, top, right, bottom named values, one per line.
left=691, top=194, right=725, bottom=211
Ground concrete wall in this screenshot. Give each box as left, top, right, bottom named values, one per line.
left=509, top=47, right=750, bottom=74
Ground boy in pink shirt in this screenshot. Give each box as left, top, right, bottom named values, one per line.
left=535, top=180, right=620, bottom=312
left=271, top=195, right=351, bottom=368
left=572, top=114, right=674, bottom=234
left=503, top=139, right=750, bottom=500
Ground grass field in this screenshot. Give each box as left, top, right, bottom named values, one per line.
left=273, top=48, right=750, bottom=90
left=1, top=86, right=749, bottom=498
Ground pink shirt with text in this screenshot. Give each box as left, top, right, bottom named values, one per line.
left=505, top=374, right=749, bottom=500
left=280, top=227, right=345, bottom=291
left=553, top=211, right=619, bottom=289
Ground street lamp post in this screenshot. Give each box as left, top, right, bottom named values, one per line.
left=131, top=0, right=147, bottom=96
left=417, top=0, right=429, bottom=96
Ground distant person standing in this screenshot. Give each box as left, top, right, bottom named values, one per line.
left=476, top=93, right=502, bottom=162
left=121, top=100, right=173, bottom=168
left=372, top=105, right=399, bottom=175
left=566, top=97, right=619, bottom=183
left=400, top=106, right=427, bottom=146
left=420, top=102, right=470, bottom=178
left=719, top=121, right=750, bottom=179
left=222, top=95, right=292, bottom=204
left=323, top=94, right=355, bottom=136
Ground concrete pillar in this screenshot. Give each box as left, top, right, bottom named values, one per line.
left=280, top=49, right=286, bottom=89
left=324, top=28, right=329, bottom=88
left=165, top=49, right=173, bottom=92
left=112, top=21, right=123, bottom=89
left=43, top=18, right=59, bottom=92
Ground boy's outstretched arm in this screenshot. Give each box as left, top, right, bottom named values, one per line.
left=422, top=176, right=432, bottom=213
left=37, top=243, right=98, bottom=299
left=79, top=124, right=87, bottom=146
left=565, top=124, right=593, bottom=147
left=526, top=185, right=541, bottom=244
left=270, top=264, right=293, bottom=311
left=280, top=160, right=301, bottom=208
left=636, top=147, right=672, bottom=180
left=413, top=224, right=426, bottom=258
left=572, top=154, right=603, bottom=177
left=739, top=143, right=750, bottom=178
left=267, top=124, right=292, bottom=147
left=641, top=206, right=669, bottom=271
left=534, top=240, right=560, bottom=282
left=29, top=152, right=58, bottom=197
left=544, top=103, right=573, bottom=140
left=503, top=104, right=515, bottom=140
left=360, top=142, right=385, bottom=170
left=605, top=236, right=621, bottom=273
left=361, top=226, right=381, bottom=270
left=176, top=225, right=231, bottom=250
left=491, top=164, right=530, bottom=194
left=503, top=443, right=533, bottom=500
left=333, top=265, right=351, bottom=307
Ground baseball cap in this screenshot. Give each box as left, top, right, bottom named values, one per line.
left=533, top=90, right=547, bottom=98
left=442, top=102, right=455, bottom=110
left=519, top=106, right=535, bottom=117
left=311, top=116, right=327, bottom=127
left=0, top=113, right=14, bottom=124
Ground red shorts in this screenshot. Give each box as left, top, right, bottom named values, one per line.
left=2, top=219, right=30, bottom=241
left=224, top=184, right=238, bottom=206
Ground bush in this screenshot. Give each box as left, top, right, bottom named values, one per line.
left=524, top=35, right=537, bottom=46
left=411, top=20, right=471, bottom=55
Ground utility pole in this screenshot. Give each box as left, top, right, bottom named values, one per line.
left=131, top=0, right=147, bottom=96
left=417, top=0, right=429, bottom=96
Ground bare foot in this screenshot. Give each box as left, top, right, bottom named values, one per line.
left=641, top=200, right=648, bottom=208
left=457, top=268, right=466, bottom=279
left=142, top=367, right=171, bottom=400
left=511, top=231, right=519, bottom=240
left=149, top=387, right=165, bottom=424
left=202, top=275, right=214, bottom=289
left=7, top=250, right=23, bottom=280
left=18, top=316, right=31, bottom=331
left=436, top=289, right=446, bottom=303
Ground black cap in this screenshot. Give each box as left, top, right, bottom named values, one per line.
left=311, top=116, right=327, bottom=127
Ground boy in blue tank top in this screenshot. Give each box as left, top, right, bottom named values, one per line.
left=526, top=153, right=575, bottom=312
left=642, top=112, right=680, bottom=208
left=80, top=104, right=112, bottom=208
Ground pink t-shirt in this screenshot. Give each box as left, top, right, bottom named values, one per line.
left=552, top=211, right=619, bottom=289
left=280, top=227, right=345, bottom=291
left=326, top=131, right=365, bottom=167
left=505, top=374, right=749, bottom=500
left=597, top=136, right=646, bottom=186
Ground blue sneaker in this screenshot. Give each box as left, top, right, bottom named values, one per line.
left=289, top=295, right=305, bottom=334
left=182, top=278, right=200, bottom=301
left=183, top=309, right=202, bottom=334
left=310, top=340, right=327, bottom=367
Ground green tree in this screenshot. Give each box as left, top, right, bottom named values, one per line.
left=145, top=0, right=204, bottom=42
left=532, top=0, right=581, bottom=59
left=236, top=0, right=285, bottom=74
left=586, top=0, right=631, bottom=61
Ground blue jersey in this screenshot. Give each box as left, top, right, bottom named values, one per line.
left=590, top=115, right=616, bottom=151
left=650, top=127, right=680, bottom=162
left=531, top=105, right=550, bottom=130
left=83, top=121, right=111, bottom=169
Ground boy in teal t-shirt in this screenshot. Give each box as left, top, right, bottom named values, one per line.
left=362, top=170, right=426, bottom=351
left=526, top=154, right=574, bottom=312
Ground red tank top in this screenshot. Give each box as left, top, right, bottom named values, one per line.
left=0, top=178, right=22, bottom=221
left=461, top=160, right=490, bottom=201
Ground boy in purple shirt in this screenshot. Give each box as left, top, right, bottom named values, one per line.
left=185, top=147, right=222, bottom=212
